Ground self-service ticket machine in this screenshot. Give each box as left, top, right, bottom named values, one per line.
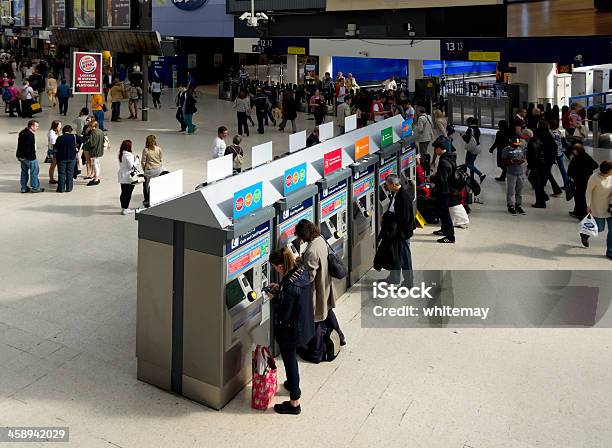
left=136, top=193, right=273, bottom=410
left=349, top=156, right=377, bottom=284
left=376, top=142, right=401, bottom=235
left=273, top=184, right=319, bottom=260
left=316, top=169, right=351, bottom=297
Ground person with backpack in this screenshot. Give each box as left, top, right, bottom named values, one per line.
left=224, top=135, right=244, bottom=173
left=489, top=119, right=512, bottom=182
left=502, top=138, right=527, bottom=216
left=527, top=120, right=558, bottom=208
left=431, top=139, right=457, bottom=243
left=266, top=247, right=315, bottom=415
left=414, top=106, right=435, bottom=156
left=294, top=219, right=346, bottom=363
left=4, top=80, right=20, bottom=117
left=463, top=117, right=486, bottom=183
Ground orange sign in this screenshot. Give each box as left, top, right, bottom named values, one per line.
left=355, top=136, right=369, bottom=160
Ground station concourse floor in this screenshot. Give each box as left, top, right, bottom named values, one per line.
left=0, top=86, right=611, bottom=447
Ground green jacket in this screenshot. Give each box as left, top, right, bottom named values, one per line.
left=84, top=128, right=105, bottom=158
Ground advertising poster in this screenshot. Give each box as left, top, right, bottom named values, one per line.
left=233, top=181, right=263, bottom=220
left=283, top=163, right=307, bottom=196
left=355, top=136, right=370, bottom=160
left=324, top=148, right=343, bottom=176
left=73, top=52, right=103, bottom=94
left=401, top=119, right=413, bottom=138
left=12, top=0, right=25, bottom=26
left=28, top=0, right=43, bottom=27
left=106, top=0, right=130, bottom=27
left=50, top=0, right=66, bottom=26
left=381, top=127, right=393, bottom=148
left=74, top=0, right=95, bottom=27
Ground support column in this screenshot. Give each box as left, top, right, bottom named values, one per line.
left=509, top=63, right=555, bottom=105
left=318, top=55, right=332, bottom=79
left=408, top=60, right=423, bottom=92
left=286, top=54, right=298, bottom=85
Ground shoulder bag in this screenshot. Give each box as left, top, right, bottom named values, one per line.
left=324, top=238, right=348, bottom=280
left=129, top=156, right=145, bottom=184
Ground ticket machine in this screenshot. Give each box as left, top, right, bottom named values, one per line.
left=273, top=185, right=318, bottom=260
left=349, top=156, right=377, bottom=284
left=316, top=169, right=351, bottom=296
left=136, top=193, right=273, bottom=410
left=376, top=142, right=401, bottom=235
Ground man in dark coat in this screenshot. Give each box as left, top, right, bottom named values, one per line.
left=431, top=139, right=457, bottom=243
left=382, top=174, right=415, bottom=286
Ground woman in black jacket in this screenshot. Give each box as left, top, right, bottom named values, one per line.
left=278, top=90, right=298, bottom=133
left=267, top=247, right=315, bottom=415
left=489, top=120, right=511, bottom=181
left=567, top=143, right=599, bottom=219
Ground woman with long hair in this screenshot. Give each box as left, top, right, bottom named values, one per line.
left=266, top=247, right=315, bottom=415
left=117, top=139, right=139, bottom=215
left=47, top=119, right=61, bottom=184
left=141, top=134, right=163, bottom=207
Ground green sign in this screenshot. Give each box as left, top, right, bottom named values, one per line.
left=381, top=127, right=393, bottom=148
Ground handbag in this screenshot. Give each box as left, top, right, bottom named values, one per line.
left=31, top=102, right=42, bottom=114
left=465, top=134, right=480, bottom=154
left=579, top=214, right=598, bottom=237
left=129, top=159, right=145, bottom=184
left=251, top=345, right=277, bottom=410
left=325, top=239, right=348, bottom=279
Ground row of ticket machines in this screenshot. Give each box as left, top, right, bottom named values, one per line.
left=136, top=127, right=416, bottom=410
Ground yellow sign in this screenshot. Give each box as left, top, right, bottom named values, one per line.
left=287, top=46, right=306, bottom=55
left=355, top=136, right=370, bottom=160
left=468, top=51, right=501, bottom=62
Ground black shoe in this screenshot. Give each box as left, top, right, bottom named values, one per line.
left=437, top=237, right=455, bottom=243
left=606, top=255, right=612, bottom=260
left=495, top=176, right=505, bottom=182
left=479, top=174, right=486, bottom=183
left=87, top=180, right=100, bottom=186
left=531, top=203, right=546, bottom=209
left=508, top=206, right=517, bottom=215
left=21, top=187, right=31, bottom=193
left=433, top=230, right=445, bottom=236
left=516, top=206, right=526, bottom=215
left=49, top=179, right=58, bottom=185
left=274, top=401, right=301, bottom=415
left=580, top=234, right=589, bottom=248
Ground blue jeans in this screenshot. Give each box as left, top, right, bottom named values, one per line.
left=184, top=113, right=194, bottom=133
left=19, top=159, right=40, bottom=192
left=587, top=217, right=612, bottom=257
left=465, top=152, right=482, bottom=178
left=93, top=109, right=105, bottom=130
left=57, top=159, right=76, bottom=192
left=557, top=155, right=569, bottom=188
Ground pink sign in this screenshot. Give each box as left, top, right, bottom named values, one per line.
left=324, top=148, right=342, bottom=176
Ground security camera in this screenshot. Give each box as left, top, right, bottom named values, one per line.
left=239, top=12, right=250, bottom=21
left=257, top=12, right=268, bottom=21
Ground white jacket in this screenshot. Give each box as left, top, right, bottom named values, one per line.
left=118, top=151, right=138, bottom=184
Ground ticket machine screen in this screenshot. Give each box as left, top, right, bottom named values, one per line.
left=226, top=278, right=245, bottom=310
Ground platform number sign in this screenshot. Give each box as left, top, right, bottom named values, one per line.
left=441, top=39, right=467, bottom=60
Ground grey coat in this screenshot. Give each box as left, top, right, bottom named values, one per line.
left=302, top=235, right=337, bottom=322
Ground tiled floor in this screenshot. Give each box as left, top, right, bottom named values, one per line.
left=0, top=86, right=611, bottom=447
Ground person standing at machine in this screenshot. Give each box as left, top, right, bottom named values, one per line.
left=382, top=175, right=415, bottom=286
left=294, top=219, right=346, bottom=363
left=306, top=127, right=320, bottom=148
left=414, top=107, right=435, bottom=157
left=431, top=139, right=456, bottom=243
left=266, top=247, right=315, bottom=415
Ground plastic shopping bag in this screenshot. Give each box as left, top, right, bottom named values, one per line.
left=579, top=214, right=598, bottom=237
left=251, top=345, right=277, bottom=410
left=450, top=204, right=469, bottom=228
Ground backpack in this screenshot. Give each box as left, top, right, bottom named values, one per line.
left=531, top=137, right=546, bottom=164
left=228, top=145, right=244, bottom=170
left=451, top=163, right=470, bottom=190
left=2, top=88, right=12, bottom=102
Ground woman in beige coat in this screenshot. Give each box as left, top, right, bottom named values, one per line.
left=581, top=160, right=612, bottom=258
left=296, top=219, right=346, bottom=356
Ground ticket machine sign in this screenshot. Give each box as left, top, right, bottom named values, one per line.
left=233, top=182, right=263, bottom=220
left=283, top=162, right=307, bottom=196
left=355, top=136, right=369, bottom=160
left=323, top=148, right=343, bottom=176
left=379, top=162, right=398, bottom=183
left=381, top=127, right=393, bottom=148
left=401, top=148, right=416, bottom=170
left=401, top=119, right=413, bottom=138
